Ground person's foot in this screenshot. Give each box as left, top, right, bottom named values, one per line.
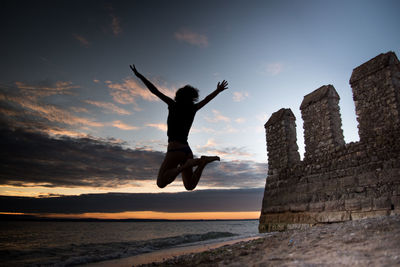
left=200, top=156, right=220, bottom=164
left=179, top=156, right=220, bottom=172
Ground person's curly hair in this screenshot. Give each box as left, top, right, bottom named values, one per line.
left=174, top=85, right=199, bottom=103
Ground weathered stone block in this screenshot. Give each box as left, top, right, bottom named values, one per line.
left=290, top=203, right=308, bottom=212
left=308, top=181, right=323, bottom=193
left=351, top=210, right=390, bottom=220
left=357, top=172, right=376, bottom=186
left=295, top=183, right=309, bottom=194
left=345, top=198, right=362, bottom=211
left=360, top=197, right=373, bottom=211
left=324, top=200, right=345, bottom=211
left=355, top=186, right=366, bottom=193
left=309, top=201, right=325, bottom=212
left=278, top=212, right=297, bottom=223
left=264, top=205, right=289, bottom=213
left=373, top=196, right=391, bottom=210
left=376, top=168, right=399, bottom=184
left=316, top=211, right=350, bottom=223
left=391, top=195, right=400, bottom=209
left=339, top=176, right=357, bottom=188
left=324, top=179, right=338, bottom=192
left=267, top=223, right=287, bottom=232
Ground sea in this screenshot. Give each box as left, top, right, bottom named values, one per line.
left=0, top=219, right=261, bottom=266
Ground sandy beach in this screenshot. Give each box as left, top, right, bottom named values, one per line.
left=135, top=215, right=400, bottom=266
left=82, top=236, right=261, bottom=267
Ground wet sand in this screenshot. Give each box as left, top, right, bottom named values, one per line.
left=81, top=237, right=261, bottom=267
left=139, top=214, right=400, bottom=266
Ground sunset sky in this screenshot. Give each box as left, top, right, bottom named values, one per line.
left=1, top=0, right=399, bottom=219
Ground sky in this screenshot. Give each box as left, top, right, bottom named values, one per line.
left=0, top=0, right=399, bottom=219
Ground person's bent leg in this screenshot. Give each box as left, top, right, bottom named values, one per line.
left=157, top=151, right=186, bottom=188
left=182, top=156, right=220, bottom=190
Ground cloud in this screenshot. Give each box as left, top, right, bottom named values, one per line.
left=15, top=81, right=79, bottom=98
left=110, top=13, right=122, bottom=36
left=6, top=94, right=103, bottom=128
left=174, top=28, right=208, bottom=48
left=134, top=139, right=166, bottom=152
left=1, top=83, right=103, bottom=135
left=85, top=100, right=131, bottom=115
left=205, top=110, right=230, bottom=123
left=202, top=138, right=217, bottom=148
left=265, top=62, right=284, bottom=76
left=106, top=77, right=175, bottom=110
left=70, top=106, right=89, bottom=113
left=106, top=4, right=122, bottom=36
left=221, top=125, right=239, bottom=134
left=73, top=34, right=90, bottom=47
left=110, top=120, right=139, bottom=130
left=202, top=161, right=266, bottom=188
left=0, top=127, right=163, bottom=188
left=196, top=142, right=254, bottom=161
left=195, top=138, right=255, bottom=161
left=235, top=118, right=246, bottom=124
left=146, top=123, right=167, bottom=132
left=256, top=113, right=268, bottom=122
left=191, top=127, right=216, bottom=134
left=0, top=188, right=264, bottom=214
left=232, top=91, right=249, bottom=102
left=46, top=129, right=88, bottom=138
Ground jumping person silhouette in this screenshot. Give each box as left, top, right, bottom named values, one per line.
left=130, top=65, right=228, bottom=190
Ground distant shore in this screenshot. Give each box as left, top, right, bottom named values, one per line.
left=0, top=214, right=258, bottom=223
left=134, top=215, right=400, bottom=266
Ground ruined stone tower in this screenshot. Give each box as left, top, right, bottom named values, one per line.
left=301, top=85, right=345, bottom=161
left=259, top=52, right=400, bottom=232
left=351, top=52, right=400, bottom=142
left=265, top=108, right=300, bottom=174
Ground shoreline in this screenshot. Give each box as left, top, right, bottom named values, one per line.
left=80, top=236, right=263, bottom=267
left=140, top=215, right=400, bottom=266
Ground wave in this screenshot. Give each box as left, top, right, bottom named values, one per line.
left=1, top=231, right=237, bottom=266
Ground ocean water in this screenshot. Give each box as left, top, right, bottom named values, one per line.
left=0, top=220, right=260, bottom=266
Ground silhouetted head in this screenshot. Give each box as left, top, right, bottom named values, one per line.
left=174, top=85, right=199, bottom=104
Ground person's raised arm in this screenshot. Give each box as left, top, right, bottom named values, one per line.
left=130, top=64, right=174, bottom=105
left=195, top=80, right=228, bottom=110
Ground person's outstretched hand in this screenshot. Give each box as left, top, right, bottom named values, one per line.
left=130, top=64, right=140, bottom=76
left=217, top=80, right=228, bottom=92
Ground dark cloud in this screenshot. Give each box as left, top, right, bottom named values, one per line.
left=0, top=188, right=264, bottom=213
left=0, top=127, right=163, bottom=187
left=0, top=82, right=102, bottom=134
left=201, top=160, right=267, bottom=188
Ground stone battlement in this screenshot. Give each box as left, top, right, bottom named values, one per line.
left=259, top=52, right=400, bottom=232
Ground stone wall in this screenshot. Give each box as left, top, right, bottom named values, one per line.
left=259, top=52, right=400, bottom=232
left=301, top=85, right=345, bottom=161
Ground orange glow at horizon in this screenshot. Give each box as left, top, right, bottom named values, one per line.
left=39, top=211, right=261, bottom=220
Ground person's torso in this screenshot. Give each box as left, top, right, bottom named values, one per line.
left=167, top=102, right=197, bottom=143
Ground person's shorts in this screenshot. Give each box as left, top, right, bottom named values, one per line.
left=167, top=143, right=193, bottom=156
